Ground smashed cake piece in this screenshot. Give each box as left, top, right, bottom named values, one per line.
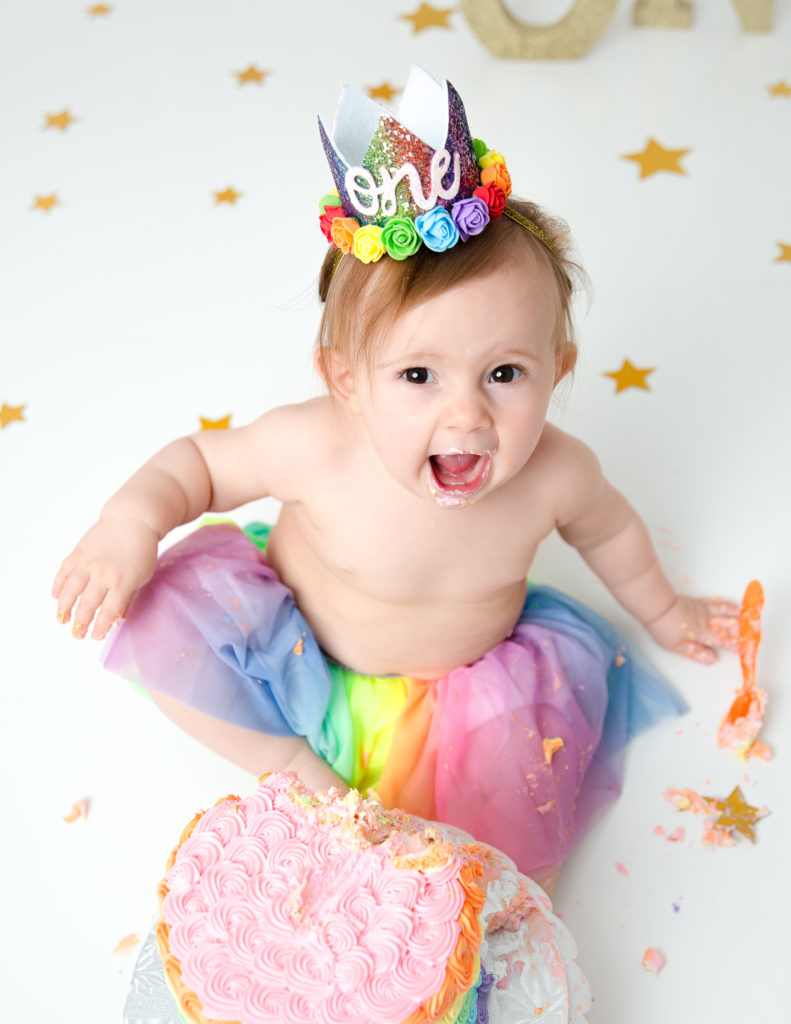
left=664, top=785, right=770, bottom=845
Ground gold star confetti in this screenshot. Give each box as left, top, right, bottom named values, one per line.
left=399, top=3, right=455, bottom=33
left=44, top=109, right=78, bottom=131
left=622, top=138, right=691, bottom=179
left=1, top=403, right=26, bottom=429
left=707, top=786, right=767, bottom=843
left=200, top=415, right=232, bottom=430
left=604, top=359, right=655, bottom=393
left=368, top=81, right=400, bottom=103
left=775, top=242, right=791, bottom=263
left=32, top=194, right=61, bottom=213
left=87, top=3, right=112, bottom=14
left=235, top=65, right=269, bottom=86
left=768, top=80, right=791, bottom=98
left=214, top=187, right=242, bottom=205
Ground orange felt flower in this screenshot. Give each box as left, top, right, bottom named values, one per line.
left=330, top=216, right=360, bottom=254
left=480, top=162, right=512, bottom=197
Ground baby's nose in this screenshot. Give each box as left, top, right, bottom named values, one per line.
left=442, top=387, right=492, bottom=432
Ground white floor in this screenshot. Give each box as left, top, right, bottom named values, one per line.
left=2, top=2, right=790, bottom=1021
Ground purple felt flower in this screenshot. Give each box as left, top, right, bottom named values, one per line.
left=450, top=196, right=491, bottom=242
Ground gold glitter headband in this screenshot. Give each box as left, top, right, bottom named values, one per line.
left=502, top=206, right=559, bottom=258
left=328, top=204, right=557, bottom=280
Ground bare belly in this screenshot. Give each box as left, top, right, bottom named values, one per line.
left=265, top=524, right=528, bottom=679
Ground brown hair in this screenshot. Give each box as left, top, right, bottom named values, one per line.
left=315, top=197, right=584, bottom=392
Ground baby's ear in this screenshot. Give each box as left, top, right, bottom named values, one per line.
left=554, top=345, right=577, bottom=385
left=315, top=349, right=361, bottom=411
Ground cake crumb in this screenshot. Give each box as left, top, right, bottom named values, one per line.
left=615, top=861, right=629, bottom=876
left=63, top=798, right=89, bottom=823
left=113, top=933, right=140, bottom=956
left=542, top=737, right=564, bottom=764
left=642, top=948, right=665, bottom=975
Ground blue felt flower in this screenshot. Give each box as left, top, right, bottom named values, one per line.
left=415, top=206, right=459, bottom=253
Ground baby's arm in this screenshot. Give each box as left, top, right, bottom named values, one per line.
left=53, top=406, right=301, bottom=640
left=553, top=434, right=738, bottom=663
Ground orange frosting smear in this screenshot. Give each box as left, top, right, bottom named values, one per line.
left=113, top=933, right=140, bottom=956
left=404, top=855, right=487, bottom=1024
left=718, top=580, right=772, bottom=760
left=62, top=798, right=89, bottom=823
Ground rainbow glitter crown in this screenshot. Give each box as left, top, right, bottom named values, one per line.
left=318, top=65, right=520, bottom=264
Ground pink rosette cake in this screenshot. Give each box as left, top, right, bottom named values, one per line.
left=156, top=773, right=489, bottom=1024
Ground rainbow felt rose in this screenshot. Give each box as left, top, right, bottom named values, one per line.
left=473, top=184, right=506, bottom=220
left=330, top=217, right=360, bottom=254
left=415, top=207, right=459, bottom=252
left=480, top=163, right=512, bottom=197
left=352, top=224, right=386, bottom=263
left=381, top=216, right=421, bottom=260
left=450, top=197, right=490, bottom=242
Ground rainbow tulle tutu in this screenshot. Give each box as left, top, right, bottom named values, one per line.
left=104, top=522, right=686, bottom=876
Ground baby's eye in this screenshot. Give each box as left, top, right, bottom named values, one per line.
left=401, top=367, right=436, bottom=384
left=488, top=364, right=523, bottom=384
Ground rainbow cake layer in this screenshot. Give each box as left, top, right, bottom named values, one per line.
left=156, top=772, right=489, bottom=1024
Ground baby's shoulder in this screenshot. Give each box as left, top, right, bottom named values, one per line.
left=245, top=396, right=354, bottom=482
left=249, top=396, right=342, bottom=449
left=529, top=424, right=605, bottom=514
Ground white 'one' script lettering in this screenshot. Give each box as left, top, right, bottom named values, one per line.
left=345, top=149, right=461, bottom=217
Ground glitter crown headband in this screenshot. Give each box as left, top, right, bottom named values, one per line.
left=318, top=65, right=558, bottom=264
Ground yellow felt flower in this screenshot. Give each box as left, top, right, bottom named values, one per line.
left=478, top=150, right=505, bottom=169
left=352, top=224, right=385, bottom=263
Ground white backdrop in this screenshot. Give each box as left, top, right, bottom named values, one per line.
left=2, top=2, right=789, bottom=1021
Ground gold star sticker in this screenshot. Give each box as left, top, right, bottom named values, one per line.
left=44, top=110, right=78, bottom=131
left=32, top=194, right=61, bottom=213
left=87, top=4, right=112, bottom=14
left=604, top=359, right=655, bottom=393
left=707, top=786, right=767, bottom=843
left=775, top=242, right=791, bottom=263
left=0, top=403, right=26, bottom=429
left=399, top=3, right=455, bottom=33
left=622, top=138, right=691, bottom=179
left=200, top=415, right=232, bottom=430
left=214, top=187, right=242, bottom=205
left=768, top=80, right=791, bottom=98
left=235, top=65, right=269, bottom=86
left=368, top=82, right=400, bottom=103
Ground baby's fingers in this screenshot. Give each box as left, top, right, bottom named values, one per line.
left=679, top=639, right=717, bottom=665
left=91, top=590, right=131, bottom=641
left=55, top=565, right=90, bottom=625
left=706, top=599, right=740, bottom=617
left=71, top=581, right=109, bottom=640
left=708, top=615, right=739, bottom=652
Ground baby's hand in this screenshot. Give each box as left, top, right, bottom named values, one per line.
left=646, top=595, right=740, bottom=664
left=52, top=517, right=159, bottom=640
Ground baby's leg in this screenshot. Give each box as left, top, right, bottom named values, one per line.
left=149, top=692, right=347, bottom=794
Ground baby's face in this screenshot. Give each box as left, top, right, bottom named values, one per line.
left=348, top=259, right=560, bottom=509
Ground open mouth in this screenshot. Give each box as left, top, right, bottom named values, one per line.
left=427, top=451, right=493, bottom=506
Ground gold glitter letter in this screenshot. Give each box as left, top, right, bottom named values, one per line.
left=459, top=0, right=617, bottom=59
left=730, top=0, right=773, bottom=31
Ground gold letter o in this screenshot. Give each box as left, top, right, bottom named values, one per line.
left=459, top=0, right=618, bottom=59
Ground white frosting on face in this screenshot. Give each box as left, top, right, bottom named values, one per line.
left=161, top=774, right=471, bottom=1024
